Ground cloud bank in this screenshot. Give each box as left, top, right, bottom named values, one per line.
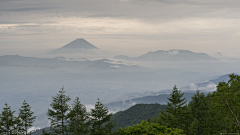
left=1, top=0, right=240, bottom=57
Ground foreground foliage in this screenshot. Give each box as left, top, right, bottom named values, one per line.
left=19, top=99, right=36, bottom=135
left=0, top=101, right=36, bottom=135
left=0, top=103, right=19, bottom=135
left=48, top=86, right=71, bottom=135
left=211, top=73, right=240, bottom=132
left=115, top=121, right=184, bottom=135
left=90, top=98, right=116, bottom=135
left=68, top=97, right=90, bottom=135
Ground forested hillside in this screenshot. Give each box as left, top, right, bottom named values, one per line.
left=111, top=103, right=167, bottom=130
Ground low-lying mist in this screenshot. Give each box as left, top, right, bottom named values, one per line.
left=1, top=50, right=240, bottom=128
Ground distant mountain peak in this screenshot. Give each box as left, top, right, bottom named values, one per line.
left=61, top=38, right=99, bottom=49
left=48, top=38, right=99, bottom=54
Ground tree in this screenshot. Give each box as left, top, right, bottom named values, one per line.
left=68, top=97, right=90, bottom=135
left=47, top=86, right=71, bottom=135
left=180, top=104, right=193, bottom=135
left=204, top=93, right=225, bottom=134
left=189, top=90, right=209, bottom=135
left=42, top=129, right=51, bottom=135
left=0, top=103, right=20, bottom=135
left=211, top=73, right=240, bottom=132
left=160, top=85, right=187, bottom=129
left=18, top=99, right=36, bottom=135
left=90, top=98, right=116, bottom=135
left=115, top=121, right=184, bottom=135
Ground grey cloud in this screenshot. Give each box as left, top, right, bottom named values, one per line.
left=1, top=0, right=240, bottom=21
left=14, top=24, right=43, bottom=28
left=87, top=14, right=125, bottom=18
left=1, top=0, right=240, bottom=58
left=0, top=7, right=55, bottom=12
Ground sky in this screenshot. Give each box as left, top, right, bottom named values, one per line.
left=1, top=0, right=240, bottom=57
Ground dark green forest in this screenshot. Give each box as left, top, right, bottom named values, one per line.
left=1, top=73, right=240, bottom=135
left=111, top=104, right=167, bottom=131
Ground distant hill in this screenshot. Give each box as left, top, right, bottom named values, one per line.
left=106, top=92, right=196, bottom=112
left=0, top=55, right=140, bottom=71
left=181, top=74, right=231, bottom=92
left=49, top=38, right=99, bottom=54
left=111, top=104, right=167, bottom=130
left=106, top=74, right=233, bottom=112
left=114, top=49, right=217, bottom=61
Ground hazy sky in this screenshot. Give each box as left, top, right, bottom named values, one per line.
left=1, top=0, right=240, bottom=57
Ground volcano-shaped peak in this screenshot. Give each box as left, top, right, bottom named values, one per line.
left=48, top=38, right=99, bottom=55
left=62, top=38, right=99, bottom=49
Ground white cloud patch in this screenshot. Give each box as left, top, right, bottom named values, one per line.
left=28, top=126, right=41, bottom=133
left=168, top=50, right=179, bottom=55
left=85, top=104, right=95, bottom=112
left=189, top=82, right=217, bottom=92
left=190, top=83, right=198, bottom=90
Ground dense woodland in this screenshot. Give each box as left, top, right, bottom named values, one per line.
left=111, top=104, right=167, bottom=131
left=1, top=73, right=240, bottom=135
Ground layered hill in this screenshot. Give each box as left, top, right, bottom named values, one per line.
left=106, top=74, right=232, bottom=112
left=114, top=49, right=217, bottom=61
left=48, top=38, right=99, bottom=55
left=111, top=104, right=167, bottom=130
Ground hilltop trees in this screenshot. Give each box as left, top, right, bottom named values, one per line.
left=0, top=101, right=36, bottom=135
left=211, top=73, right=240, bottom=132
left=188, top=90, right=210, bottom=135
left=0, top=103, right=20, bottom=135
left=68, top=97, right=90, bottom=135
left=152, top=85, right=226, bottom=135
left=115, top=121, right=184, bottom=135
left=19, top=100, right=36, bottom=135
left=46, top=87, right=115, bottom=135
left=159, top=85, right=187, bottom=129
left=90, top=98, right=116, bottom=135
left=48, top=86, right=71, bottom=135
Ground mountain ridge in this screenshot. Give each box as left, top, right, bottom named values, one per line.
left=114, top=49, right=217, bottom=61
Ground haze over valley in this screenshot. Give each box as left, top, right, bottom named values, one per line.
left=1, top=38, right=240, bottom=128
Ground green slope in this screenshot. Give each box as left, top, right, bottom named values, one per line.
left=111, top=103, right=167, bottom=130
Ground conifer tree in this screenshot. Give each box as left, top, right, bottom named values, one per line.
left=0, top=103, right=19, bottom=135
left=68, top=97, right=90, bottom=135
left=160, top=85, right=187, bottom=129
left=18, top=99, right=36, bottom=135
left=189, top=90, right=209, bottom=135
left=48, top=86, right=71, bottom=135
left=180, top=104, right=193, bottom=135
left=90, top=98, right=116, bottom=135
left=205, top=93, right=225, bottom=134
left=42, top=129, right=51, bottom=135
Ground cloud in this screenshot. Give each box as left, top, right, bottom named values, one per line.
left=189, top=82, right=217, bottom=92
left=85, top=104, right=95, bottom=112
left=1, top=0, right=240, bottom=57
left=28, top=126, right=41, bottom=133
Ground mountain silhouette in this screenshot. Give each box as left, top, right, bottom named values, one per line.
left=49, top=38, right=99, bottom=54
left=114, top=49, right=217, bottom=61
